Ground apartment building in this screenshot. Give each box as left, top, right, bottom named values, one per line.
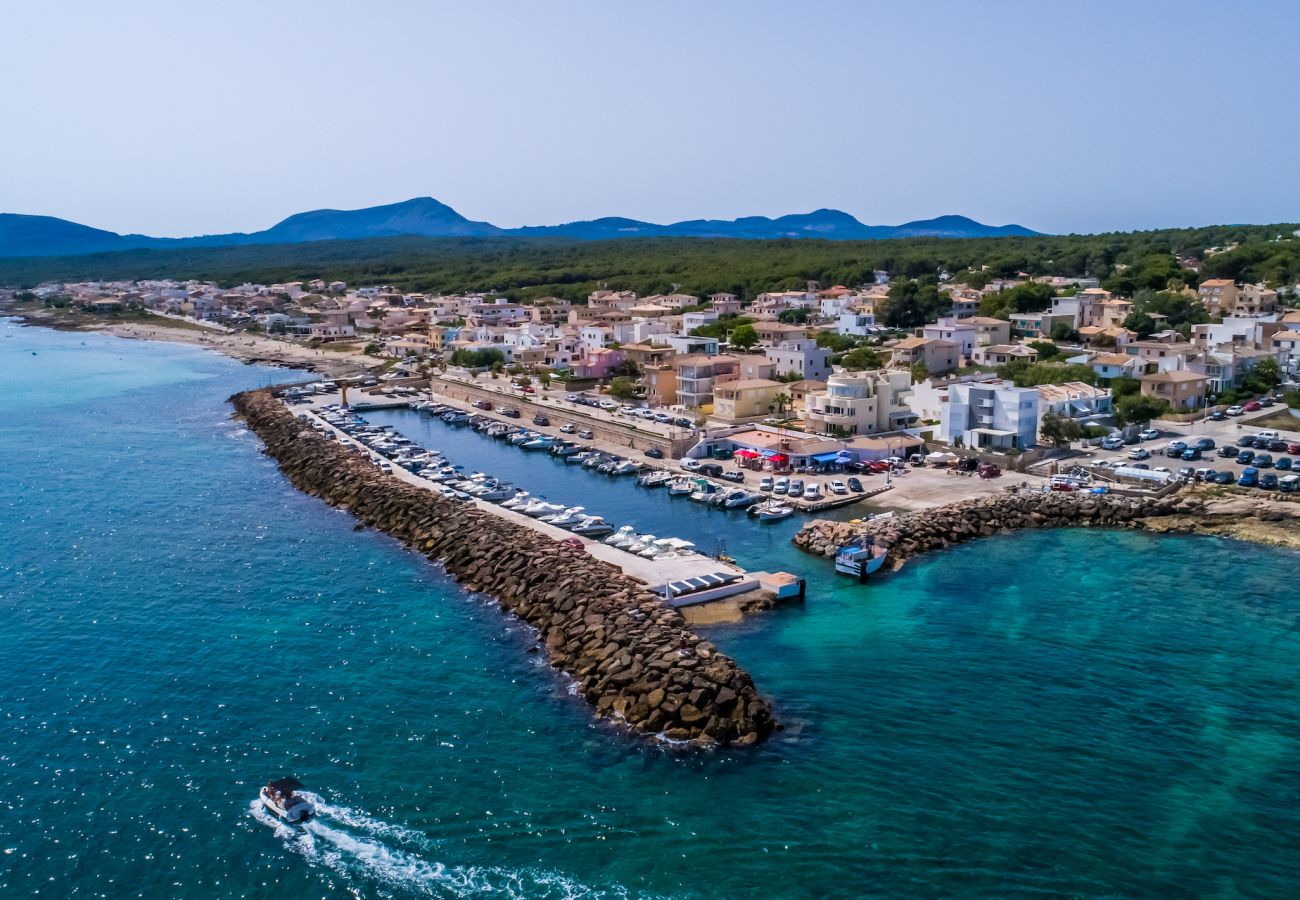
left=803, top=369, right=914, bottom=436
left=674, top=355, right=740, bottom=408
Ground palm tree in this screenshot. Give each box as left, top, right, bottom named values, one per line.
left=770, top=392, right=792, bottom=419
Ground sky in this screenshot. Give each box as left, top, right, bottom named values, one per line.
left=2, top=0, right=1298, bottom=237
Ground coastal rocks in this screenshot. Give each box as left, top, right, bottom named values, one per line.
left=230, top=389, right=775, bottom=748
left=792, top=491, right=1196, bottom=569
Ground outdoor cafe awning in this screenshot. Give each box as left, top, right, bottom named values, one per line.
left=734, top=448, right=760, bottom=459
left=812, top=452, right=840, bottom=463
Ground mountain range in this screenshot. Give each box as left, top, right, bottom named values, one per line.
left=0, top=197, right=1039, bottom=258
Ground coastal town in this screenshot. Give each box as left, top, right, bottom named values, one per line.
left=7, top=263, right=1299, bottom=498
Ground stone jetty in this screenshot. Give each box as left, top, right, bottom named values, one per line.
left=793, top=491, right=1189, bottom=568
left=232, top=389, right=775, bottom=747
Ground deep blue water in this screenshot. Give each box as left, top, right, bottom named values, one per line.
left=4, top=318, right=1300, bottom=898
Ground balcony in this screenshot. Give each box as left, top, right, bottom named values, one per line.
left=977, top=399, right=995, bottom=409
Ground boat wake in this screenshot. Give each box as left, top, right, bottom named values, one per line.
left=249, top=794, right=642, bottom=898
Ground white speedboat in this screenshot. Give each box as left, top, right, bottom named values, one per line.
left=523, top=500, right=565, bottom=518
left=610, top=460, right=639, bottom=476
left=604, top=525, right=636, bottom=546
left=721, top=490, right=757, bottom=508
left=500, top=491, right=531, bottom=510
left=625, top=534, right=658, bottom=554
left=571, top=516, right=613, bottom=536
left=259, top=777, right=314, bottom=824
left=637, top=470, right=671, bottom=488
left=542, top=507, right=586, bottom=526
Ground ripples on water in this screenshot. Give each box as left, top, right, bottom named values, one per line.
left=3, top=321, right=1300, bottom=898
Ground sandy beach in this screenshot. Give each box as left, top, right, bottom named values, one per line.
left=1, top=302, right=382, bottom=379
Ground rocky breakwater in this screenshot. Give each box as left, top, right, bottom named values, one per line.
left=794, top=491, right=1188, bottom=568
left=231, top=390, right=775, bottom=747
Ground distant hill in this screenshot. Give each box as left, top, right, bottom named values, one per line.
left=0, top=196, right=1038, bottom=257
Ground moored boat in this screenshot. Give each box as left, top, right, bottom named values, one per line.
left=834, top=534, right=888, bottom=580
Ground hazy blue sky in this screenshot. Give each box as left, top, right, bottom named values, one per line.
left=3, top=0, right=1297, bottom=237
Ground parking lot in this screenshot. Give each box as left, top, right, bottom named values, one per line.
left=1080, top=411, right=1300, bottom=489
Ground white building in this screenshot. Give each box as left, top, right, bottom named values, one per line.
left=766, top=339, right=833, bottom=381
left=803, top=369, right=914, bottom=436
left=917, top=378, right=1039, bottom=450
left=836, top=310, right=877, bottom=336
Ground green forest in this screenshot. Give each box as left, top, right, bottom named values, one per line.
left=1, top=222, right=1298, bottom=299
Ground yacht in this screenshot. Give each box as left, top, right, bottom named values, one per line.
left=500, top=491, right=531, bottom=510
left=582, top=454, right=607, bottom=469
left=520, top=436, right=555, bottom=451
left=508, top=430, right=537, bottom=446
left=610, top=460, right=639, bottom=476
left=690, top=484, right=720, bottom=503
left=259, top=777, right=314, bottom=824
left=566, top=450, right=597, bottom=465
left=542, top=506, right=586, bottom=526
left=625, top=534, right=658, bottom=555
left=571, top=516, right=613, bottom=537
left=721, top=489, right=758, bottom=508
left=478, top=483, right=516, bottom=502
left=523, top=499, right=565, bottom=518
left=603, top=525, right=636, bottom=546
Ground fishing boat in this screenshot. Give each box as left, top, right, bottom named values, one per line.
left=667, top=478, right=693, bottom=496
left=259, top=777, right=315, bottom=824
left=834, top=534, right=888, bottom=581
left=637, top=470, right=671, bottom=488
left=610, top=460, right=640, bottom=476
left=750, top=500, right=794, bottom=521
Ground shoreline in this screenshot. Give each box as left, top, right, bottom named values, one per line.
left=793, top=489, right=1300, bottom=570
left=1, top=300, right=381, bottom=379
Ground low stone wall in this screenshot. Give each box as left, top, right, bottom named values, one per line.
left=793, top=491, right=1187, bottom=567
left=231, top=389, right=775, bottom=747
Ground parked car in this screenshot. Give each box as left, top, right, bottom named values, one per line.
left=847, top=477, right=864, bottom=492
left=773, top=477, right=789, bottom=494
left=1102, top=436, right=1125, bottom=450
left=673, top=417, right=694, bottom=429
left=1138, top=428, right=1160, bottom=441
left=1128, top=448, right=1151, bottom=460
left=563, top=393, right=580, bottom=402
left=956, top=457, right=981, bottom=472
left=829, top=480, right=849, bottom=495
left=682, top=458, right=702, bottom=471
left=1261, top=473, right=1279, bottom=490
left=1281, top=474, right=1300, bottom=493
left=1180, top=448, right=1202, bottom=461
left=1226, top=405, right=1245, bottom=416
left=1239, top=466, right=1260, bottom=487
left=803, top=484, right=822, bottom=500
left=472, top=399, right=493, bottom=410
left=1237, top=449, right=1256, bottom=464
left=1218, top=445, right=1239, bottom=458
left=1288, top=442, right=1300, bottom=455
left=1238, top=435, right=1258, bottom=448
left=644, top=447, right=664, bottom=459
left=1209, top=410, right=1227, bottom=421
left=721, top=470, right=745, bottom=483
left=501, top=407, right=520, bottom=418
left=868, top=460, right=893, bottom=473
left=699, top=463, right=724, bottom=477
left=560, top=423, right=576, bottom=434
left=978, top=463, right=1002, bottom=479
left=788, top=479, right=805, bottom=496
left=578, top=428, right=593, bottom=439
left=1244, top=401, right=1262, bottom=412
left=1193, top=437, right=1216, bottom=451
left=1276, top=457, right=1293, bottom=471
left=533, top=414, right=550, bottom=426
left=1259, top=397, right=1277, bottom=407
left=1212, top=470, right=1235, bottom=485
left=759, top=476, right=774, bottom=492
left=1253, top=453, right=1274, bottom=468
left=1268, top=439, right=1290, bottom=453
left=1132, top=463, right=1151, bottom=470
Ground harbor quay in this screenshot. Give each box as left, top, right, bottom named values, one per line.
left=233, top=388, right=777, bottom=746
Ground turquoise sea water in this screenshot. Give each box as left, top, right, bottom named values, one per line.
left=3, top=318, right=1300, bottom=899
